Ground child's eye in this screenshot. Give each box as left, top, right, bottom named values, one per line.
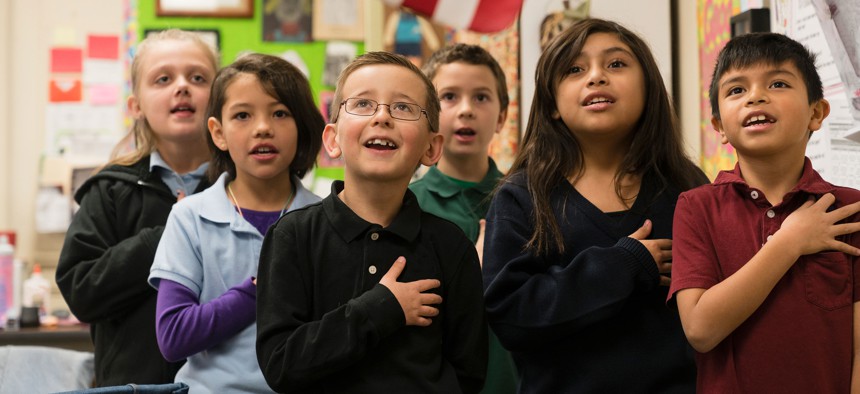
left=567, top=66, right=584, bottom=74
left=439, top=92, right=456, bottom=102
left=353, top=98, right=373, bottom=108
left=475, top=94, right=491, bottom=103
left=155, top=76, right=170, bottom=84
left=191, top=75, right=207, bottom=83
left=234, top=112, right=250, bottom=120
left=274, top=109, right=292, bottom=118
left=726, top=87, right=745, bottom=96
left=392, top=102, right=415, bottom=113
left=608, top=60, right=626, bottom=68
left=770, top=81, right=789, bottom=88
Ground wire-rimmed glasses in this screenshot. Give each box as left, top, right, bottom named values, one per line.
left=335, top=97, right=429, bottom=123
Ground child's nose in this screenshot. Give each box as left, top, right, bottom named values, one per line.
left=746, top=86, right=769, bottom=105
left=254, top=118, right=273, bottom=136
left=174, top=77, right=190, bottom=96
left=371, top=104, right=394, bottom=126
left=586, top=68, right=608, bottom=86
left=458, top=100, right=475, bottom=118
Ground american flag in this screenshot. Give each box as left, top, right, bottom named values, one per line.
left=383, top=0, right=522, bottom=33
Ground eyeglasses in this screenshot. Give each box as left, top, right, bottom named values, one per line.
left=336, top=97, right=429, bottom=122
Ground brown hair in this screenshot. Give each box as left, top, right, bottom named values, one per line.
left=422, top=43, right=509, bottom=111
left=330, top=51, right=440, bottom=132
left=509, top=18, right=705, bottom=255
left=205, top=53, right=324, bottom=182
left=109, top=29, right=219, bottom=167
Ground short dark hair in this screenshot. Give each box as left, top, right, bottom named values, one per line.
left=709, top=32, right=823, bottom=119
left=205, top=53, right=324, bottom=182
left=330, top=51, right=440, bottom=132
left=422, top=44, right=510, bottom=111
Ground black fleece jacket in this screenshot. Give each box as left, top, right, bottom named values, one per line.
left=56, top=156, right=210, bottom=387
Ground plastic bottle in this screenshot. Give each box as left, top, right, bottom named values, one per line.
left=23, top=263, right=51, bottom=318
left=0, top=235, right=13, bottom=322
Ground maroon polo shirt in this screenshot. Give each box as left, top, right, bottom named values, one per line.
left=669, top=157, right=860, bottom=393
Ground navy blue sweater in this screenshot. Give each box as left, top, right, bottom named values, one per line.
left=482, top=172, right=696, bottom=393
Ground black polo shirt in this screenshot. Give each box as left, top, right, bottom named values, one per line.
left=256, top=181, right=488, bottom=393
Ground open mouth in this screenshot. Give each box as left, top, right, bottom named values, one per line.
left=365, top=138, right=397, bottom=150
left=743, top=114, right=776, bottom=126
left=251, top=146, right=278, bottom=154
left=455, top=128, right=476, bottom=136
left=170, top=105, right=195, bottom=114
left=583, top=96, right=614, bottom=106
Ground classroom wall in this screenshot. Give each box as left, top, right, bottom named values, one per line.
left=0, top=0, right=707, bottom=313
left=0, top=1, right=124, bottom=308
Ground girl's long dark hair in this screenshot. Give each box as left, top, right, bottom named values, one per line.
left=508, top=18, right=705, bottom=256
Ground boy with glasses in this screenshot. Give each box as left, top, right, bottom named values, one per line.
left=256, top=51, right=488, bottom=393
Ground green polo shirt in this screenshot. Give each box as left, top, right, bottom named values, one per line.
left=410, top=158, right=517, bottom=394
left=410, top=158, right=503, bottom=243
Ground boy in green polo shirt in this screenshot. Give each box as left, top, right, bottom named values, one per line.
left=410, top=43, right=516, bottom=394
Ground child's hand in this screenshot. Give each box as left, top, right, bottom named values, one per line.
left=379, top=256, right=443, bottom=327
left=776, top=193, right=860, bottom=257
left=476, top=219, right=486, bottom=268
left=629, top=219, right=672, bottom=286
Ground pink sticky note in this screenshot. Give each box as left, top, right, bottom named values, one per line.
left=88, top=84, right=120, bottom=105
left=51, top=48, right=83, bottom=73
left=88, top=35, right=120, bottom=59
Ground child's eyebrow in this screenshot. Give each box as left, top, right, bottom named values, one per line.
left=575, top=46, right=635, bottom=61
left=720, top=68, right=798, bottom=89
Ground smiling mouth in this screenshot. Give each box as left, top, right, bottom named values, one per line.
left=365, top=138, right=397, bottom=150
left=455, top=128, right=476, bottom=136
left=743, top=114, right=776, bottom=126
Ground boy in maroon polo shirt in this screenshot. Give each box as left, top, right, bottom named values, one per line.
left=669, top=32, right=860, bottom=393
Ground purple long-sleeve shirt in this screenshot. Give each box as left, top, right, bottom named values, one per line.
left=155, top=277, right=256, bottom=362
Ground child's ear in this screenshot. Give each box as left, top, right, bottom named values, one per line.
left=127, top=95, right=142, bottom=119
left=495, top=108, right=508, bottom=134
left=208, top=117, right=228, bottom=151
left=420, top=133, right=444, bottom=167
left=711, top=116, right=729, bottom=145
left=807, top=98, right=830, bottom=132
left=322, top=123, right=342, bottom=159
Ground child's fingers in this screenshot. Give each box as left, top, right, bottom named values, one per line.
left=659, top=275, right=671, bottom=287
left=380, top=256, right=407, bottom=283
left=628, top=219, right=652, bottom=240
left=411, top=278, right=441, bottom=293
left=418, top=305, right=439, bottom=317
left=827, top=198, right=860, bottom=221
left=828, top=240, right=860, bottom=256
left=418, top=292, right=443, bottom=305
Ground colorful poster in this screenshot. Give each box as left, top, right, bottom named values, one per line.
left=698, top=0, right=740, bottom=179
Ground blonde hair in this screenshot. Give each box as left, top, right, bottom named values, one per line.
left=109, top=29, right=220, bottom=167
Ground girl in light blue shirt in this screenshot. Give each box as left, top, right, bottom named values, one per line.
left=148, top=53, right=325, bottom=393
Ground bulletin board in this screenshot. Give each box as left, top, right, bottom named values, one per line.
left=698, top=0, right=860, bottom=186
left=135, top=0, right=370, bottom=190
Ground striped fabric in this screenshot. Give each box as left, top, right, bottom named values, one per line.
left=383, top=0, right=521, bottom=33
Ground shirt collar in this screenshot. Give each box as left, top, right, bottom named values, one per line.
left=200, top=172, right=319, bottom=226
left=149, top=150, right=209, bottom=177
left=422, top=158, right=503, bottom=198
left=714, top=157, right=834, bottom=196
left=324, top=180, right=421, bottom=243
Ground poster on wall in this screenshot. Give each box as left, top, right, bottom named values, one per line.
left=262, top=0, right=313, bottom=42
left=312, top=0, right=365, bottom=41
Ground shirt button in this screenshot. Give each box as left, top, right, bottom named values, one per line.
left=368, top=265, right=377, bottom=274
left=766, top=235, right=773, bottom=242
left=370, top=233, right=379, bottom=241
left=750, top=190, right=759, bottom=199
left=766, top=210, right=776, bottom=218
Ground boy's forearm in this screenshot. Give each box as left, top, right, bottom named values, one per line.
left=678, top=237, right=800, bottom=352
